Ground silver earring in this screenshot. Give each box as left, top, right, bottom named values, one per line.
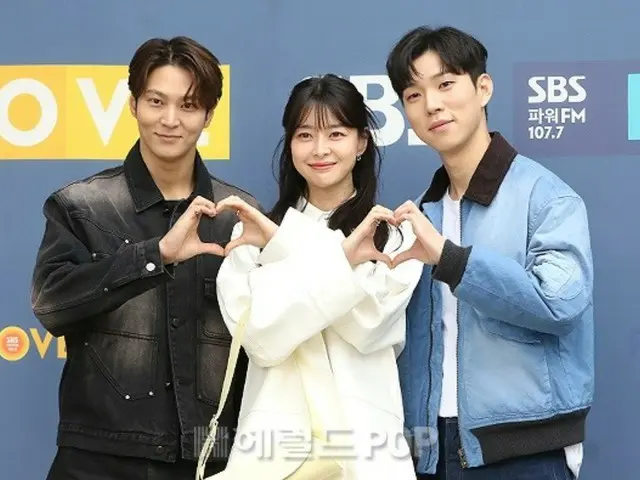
left=356, top=154, right=362, bottom=162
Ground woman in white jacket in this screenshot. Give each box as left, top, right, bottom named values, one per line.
left=206, top=74, right=423, bottom=479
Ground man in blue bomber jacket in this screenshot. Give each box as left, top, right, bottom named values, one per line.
left=384, top=25, right=594, bottom=480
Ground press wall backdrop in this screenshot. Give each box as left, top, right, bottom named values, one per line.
left=1, top=1, right=638, bottom=478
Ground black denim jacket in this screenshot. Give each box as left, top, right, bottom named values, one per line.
left=31, top=141, right=259, bottom=463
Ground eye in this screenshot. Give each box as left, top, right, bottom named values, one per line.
left=329, top=131, right=346, bottom=138
left=440, top=81, right=455, bottom=89
left=296, top=132, right=312, bottom=139
left=405, top=92, right=421, bottom=101
left=182, top=102, right=196, bottom=110
left=148, top=98, right=162, bottom=106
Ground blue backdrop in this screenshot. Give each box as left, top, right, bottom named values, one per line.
left=1, top=1, right=637, bottom=478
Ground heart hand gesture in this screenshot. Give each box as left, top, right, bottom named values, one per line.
left=342, top=205, right=397, bottom=268
left=215, top=195, right=278, bottom=255
left=391, top=200, right=445, bottom=267
left=159, top=196, right=225, bottom=264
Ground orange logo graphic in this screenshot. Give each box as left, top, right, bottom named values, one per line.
left=0, top=326, right=66, bottom=361
left=0, top=326, right=30, bottom=361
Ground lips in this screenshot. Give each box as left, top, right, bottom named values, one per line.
left=156, top=133, right=181, bottom=139
left=429, top=120, right=453, bottom=131
left=309, top=162, right=336, bottom=171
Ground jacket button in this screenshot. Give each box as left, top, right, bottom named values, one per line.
left=165, top=382, right=172, bottom=389
left=156, top=445, right=164, bottom=454
left=171, top=318, right=181, bottom=328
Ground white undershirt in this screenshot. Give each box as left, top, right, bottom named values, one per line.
left=436, top=188, right=583, bottom=477
left=439, top=189, right=460, bottom=417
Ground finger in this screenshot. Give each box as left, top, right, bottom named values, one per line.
left=391, top=249, right=414, bottom=268
left=371, top=207, right=397, bottom=226
left=216, top=196, right=253, bottom=215
left=393, top=206, right=413, bottom=219
left=223, top=237, right=247, bottom=256
left=192, top=195, right=210, bottom=203
left=397, top=211, right=421, bottom=226
left=199, top=241, right=225, bottom=257
left=238, top=211, right=252, bottom=224
left=394, top=200, right=419, bottom=218
left=370, top=205, right=395, bottom=218
left=191, top=205, right=217, bottom=219
left=371, top=251, right=393, bottom=269
left=368, top=210, right=396, bottom=227
left=191, top=196, right=217, bottom=212
left=371, top=204, right=395, bottom=216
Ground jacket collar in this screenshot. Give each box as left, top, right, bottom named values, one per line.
left=420, top=132, right=518, bottom=206
left=124, top=140, right=214, bottom=213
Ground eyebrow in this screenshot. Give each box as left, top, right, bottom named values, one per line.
left=298, top=123, right=345, bottom=129
left=144, top=89, right=195, bottom=101
left=145, top=89, right=167, bottom=98
left=407, top=71, right=451, bottom=88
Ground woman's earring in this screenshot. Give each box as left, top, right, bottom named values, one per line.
left=356, top=154, right=362, bottom=162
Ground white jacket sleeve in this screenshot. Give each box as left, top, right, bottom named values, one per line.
left=215, top=208, right=368, bottom=368
left=329, top=220, right=424, bottom=356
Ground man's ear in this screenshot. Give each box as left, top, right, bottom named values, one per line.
left=204, top=108, right=215, bottom=128
left=129, top=95, right=137, bottom=117
left=476, top=73, right=493, bottom=108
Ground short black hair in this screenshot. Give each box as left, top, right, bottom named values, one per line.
left=385, top=26, right=488, bottom=99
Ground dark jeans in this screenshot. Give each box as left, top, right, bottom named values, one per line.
left=417, top=418, right=575, bottom=480
left=46, top=446, right=226, bottom=480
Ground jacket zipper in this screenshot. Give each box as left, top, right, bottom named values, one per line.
left=425, top=281, right=435, bottom=468
left=456, top=300, right=468, bottom=468
left=456, top=199, right=468, bottom=468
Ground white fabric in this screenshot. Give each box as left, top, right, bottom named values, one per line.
left=215, top=202, right=423, bottom=479
left=439, top=190, right=460, bottom=418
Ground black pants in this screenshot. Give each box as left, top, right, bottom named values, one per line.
left=417, top=418, right=575, bottom=480
left=46, top=446, right=226, bottom=480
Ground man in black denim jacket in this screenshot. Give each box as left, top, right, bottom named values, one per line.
left=30, top=36, right=258, bottom=480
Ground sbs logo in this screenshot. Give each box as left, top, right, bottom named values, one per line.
left=0, top=65, right=230, bottom=160
left=527, top=75, right=587, bottom=104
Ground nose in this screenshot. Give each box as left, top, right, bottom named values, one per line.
left=424, top=89, right=444, bottom=115
left=313, top=136, right=331, bottom=157
left=160, top=106, right=180, bottom=128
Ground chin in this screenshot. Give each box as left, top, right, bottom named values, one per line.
left=151, top=144, right=190, bottom=161
left=306, top=176, right=343, bottom=191
left=306, top=179, right=333, bottom=190
left=430, top=136, right=466, bottom=155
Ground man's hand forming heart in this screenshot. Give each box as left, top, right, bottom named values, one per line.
left=158, top=196, right=225, bottom=264
left=391, top=200, right=446, bottom=268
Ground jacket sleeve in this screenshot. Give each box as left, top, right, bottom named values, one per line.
left=215, top=208, right=368, bottom=368
left=31, top=193, right=172, bottom=337
left=329, top=221, right=424, bottom=356
left=434, top=194, right=593, bottom=336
